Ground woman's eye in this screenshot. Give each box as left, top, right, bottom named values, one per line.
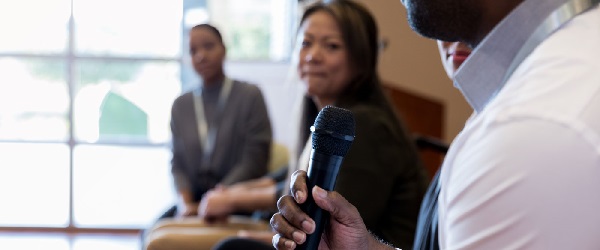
left=326, top=43, right=341, bottom=50
left=301, top=40, right=311, bottom=48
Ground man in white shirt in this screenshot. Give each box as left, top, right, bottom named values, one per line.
left=270, top=0, right=600, bottom=249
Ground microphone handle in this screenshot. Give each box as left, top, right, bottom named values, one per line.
left=297, top=150, right=343, bottom=250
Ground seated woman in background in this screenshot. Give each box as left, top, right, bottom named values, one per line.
left=145, top=1, right=428, bottom=249
left=284, top=4, right=429, bottom=246
left=143, top=23, right=272, bottom=238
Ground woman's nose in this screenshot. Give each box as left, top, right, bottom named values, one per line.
left=304, top=46, right=322, bottom=63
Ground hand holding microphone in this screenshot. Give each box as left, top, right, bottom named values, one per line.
left=296, top=106, right=355, bottom=250
left=271, top=106, right=384, bottom=250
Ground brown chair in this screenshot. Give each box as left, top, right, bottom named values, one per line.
left=144, top=142, right=290, bottom=250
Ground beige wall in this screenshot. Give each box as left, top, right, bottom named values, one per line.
left=358, top=0, right=473, bottom=142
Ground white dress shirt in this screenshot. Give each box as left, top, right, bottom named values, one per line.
left=438, top=1, right=600, bottom=249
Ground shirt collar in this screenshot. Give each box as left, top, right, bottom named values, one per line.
left=453, top=0, right=571, bottom=112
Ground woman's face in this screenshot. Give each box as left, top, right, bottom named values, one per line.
left=437, top=41, right=472, bottom=79
left=297, top=11, right=353, bottom=107
left=189, top=28, right=226, bottom=83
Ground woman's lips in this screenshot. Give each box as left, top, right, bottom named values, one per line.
left=303, top=72, right=326, bottom=77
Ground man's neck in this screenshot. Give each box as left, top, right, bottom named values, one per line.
left=467, top=0, right=524, bottom=47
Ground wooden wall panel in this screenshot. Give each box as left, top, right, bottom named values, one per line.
left=384, top=85, right=445, bottom=180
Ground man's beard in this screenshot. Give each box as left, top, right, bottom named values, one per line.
left=404, top=0, right=480, bottom=42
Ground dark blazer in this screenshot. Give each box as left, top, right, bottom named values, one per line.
left=333, top=103, right=428, bottom=249
left=169, top=80, right=272, bottom=201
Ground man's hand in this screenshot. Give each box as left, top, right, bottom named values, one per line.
left=270, top=170, right=390, bottom=250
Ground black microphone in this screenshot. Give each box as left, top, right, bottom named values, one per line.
left=297, top=105, right=355, bottom=250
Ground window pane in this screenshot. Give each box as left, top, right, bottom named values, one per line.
left=73, top=0, right=183, bottom=57
left=0, top=0, right=70, bottom=54
left=73, top=60, right=181, bottom=144
left=183, top=0, right=292, bottom=61
left=73, top=145, right=175, bottom=228
left=0, top=143, right=70, bottom=227
left=72, top=235, right=140, bottom=250
left=0, top=58, right=68, bottom=141
left=0, top=234, right=70, bottom=249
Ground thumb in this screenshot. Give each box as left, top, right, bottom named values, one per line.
left=311, top=186, right=363, bottom=225
left=214, top=184, right=226, bottom=191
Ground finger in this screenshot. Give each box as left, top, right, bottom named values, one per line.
left=272, top=233, right=296, bottom=250
left=197, top=202, right=207, bottom=217
left=290, top=170, right=308, bottom=203
left=270, top=212, right=306, bottom=245
left=276, top=195, right=315, bottom=234
left=182, top=209, right=193, bottom=217
left=312, top=186, right=363, bottom=226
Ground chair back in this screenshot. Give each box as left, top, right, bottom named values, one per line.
left=268, top=142, right=290, bottom=173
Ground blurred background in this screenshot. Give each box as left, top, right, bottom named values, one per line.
left=0, top=0, right=471, bottom=247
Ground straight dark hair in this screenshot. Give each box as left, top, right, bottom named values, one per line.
left=297, top=0, right=409, bottom=155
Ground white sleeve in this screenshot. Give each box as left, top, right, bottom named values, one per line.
left=441, top=118, right=600, bottom=249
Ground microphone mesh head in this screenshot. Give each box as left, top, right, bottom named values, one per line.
left=312, top=106, right=355, bottom=156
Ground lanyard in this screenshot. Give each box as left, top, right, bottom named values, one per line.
left=501, top=0, right=600, bottom=86
left=192, top=77, right=233, bottom=166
